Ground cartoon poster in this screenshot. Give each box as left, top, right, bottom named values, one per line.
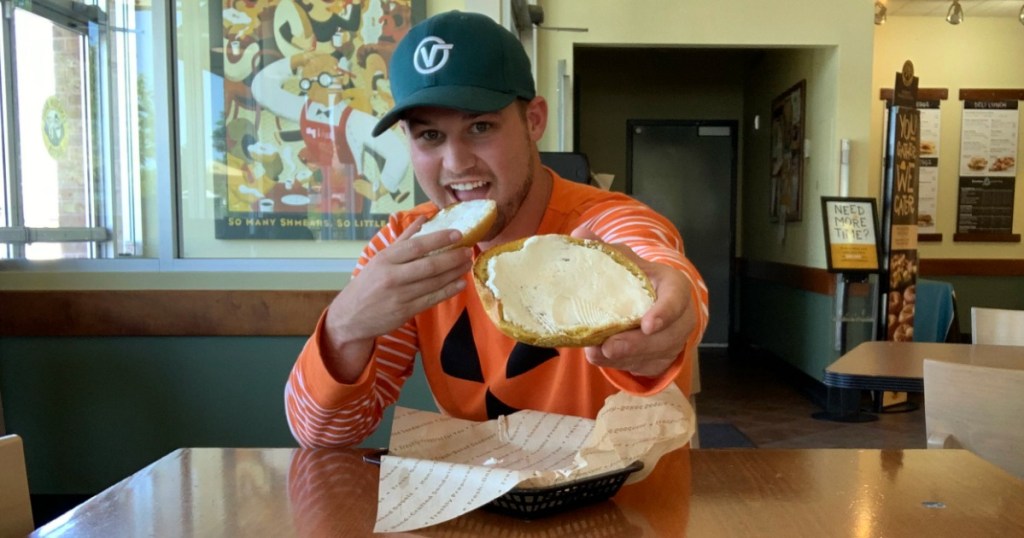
left=213, top=0, right=423, bottom=241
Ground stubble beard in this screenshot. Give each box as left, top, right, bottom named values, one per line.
left=488, top=134, right=535, bottom=240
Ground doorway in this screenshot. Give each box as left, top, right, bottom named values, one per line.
left=626, top=120, right=737, bottom=346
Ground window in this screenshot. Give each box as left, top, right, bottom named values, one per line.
left=0, top=0, right=152, bottom=260
left=0, top=0, right=420, bottom=272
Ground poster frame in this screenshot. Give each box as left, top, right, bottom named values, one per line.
left=769, top=79, right=806, bottom=222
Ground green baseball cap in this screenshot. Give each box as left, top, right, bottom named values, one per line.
left=371, top=11, right=536, bottom=137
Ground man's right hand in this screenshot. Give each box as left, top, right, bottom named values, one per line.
left=322, top=219, right=475, bottom=383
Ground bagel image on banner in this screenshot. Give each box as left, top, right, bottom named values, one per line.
left=213, top=0, right=425, bottom=241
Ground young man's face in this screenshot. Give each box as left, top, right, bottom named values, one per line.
left=402, top=98, right=545, bottom=239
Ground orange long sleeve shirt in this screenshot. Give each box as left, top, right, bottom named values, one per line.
left=285, top=173, right=709, bottom=447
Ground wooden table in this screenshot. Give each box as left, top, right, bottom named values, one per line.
left=816, top=341, right=1024, bottom=421
left=824, top=341, right=1024, bottom=393
left=33, top=447, right=1024, bottom=537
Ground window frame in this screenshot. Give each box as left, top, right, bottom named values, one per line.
left=1, top=1, right=132, bottom=262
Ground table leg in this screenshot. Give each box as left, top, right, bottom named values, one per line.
left=812, top=386, right=878, bottom=423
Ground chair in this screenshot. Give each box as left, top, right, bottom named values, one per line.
left=0, top=434, right=34, bottom=537
left=539, top=152, right=591, bottom=184
left=924, top=359, right=1024, bottom=478
left=971, top=307, right=1024, bottom=345
left=913, top=279, right=959, bottom=343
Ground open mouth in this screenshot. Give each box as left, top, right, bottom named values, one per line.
left=447, top=180, right=489, bottom=202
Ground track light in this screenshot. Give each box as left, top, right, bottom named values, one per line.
left=946, top=0, right=963, bottom=25
left=1019, top=3, right=1024, bottom=26
left=874, top=1, right=887, bottom=25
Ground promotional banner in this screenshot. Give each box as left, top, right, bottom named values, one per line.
left=880, top=62, right=920, bottom=342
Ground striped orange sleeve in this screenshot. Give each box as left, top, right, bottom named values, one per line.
left=284, top=220, right=422, bottom=448
left=578, top=201, right=710, bottom=396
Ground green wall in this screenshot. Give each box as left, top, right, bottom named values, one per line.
left=737, top=275, right=1024, bottom=382
left=0, top=336, right=435, bottom=495
left=738, top=278, right=838, bottom=383
left=3, top=275, right=1019, bottom=498
left=934, top=276, right=1024, bottom=336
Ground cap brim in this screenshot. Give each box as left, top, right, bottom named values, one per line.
left=371, top=86, right=518, bottom=137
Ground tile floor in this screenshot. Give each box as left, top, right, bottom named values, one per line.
left=695, top=346, right=927, bottom=449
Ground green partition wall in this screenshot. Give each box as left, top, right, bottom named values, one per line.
left=0, top=336, right=436, bottom=496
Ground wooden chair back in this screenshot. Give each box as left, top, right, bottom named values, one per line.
left=0, top=434, right=34, bottom=537
left=971, top=307, right=1024, bottom=345
left=924, top=359, right=1024, bottom=478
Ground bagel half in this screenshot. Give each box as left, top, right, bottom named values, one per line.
left=412, top=199, right=497, bottom=251
left=473, top=234, right=655, bottom=347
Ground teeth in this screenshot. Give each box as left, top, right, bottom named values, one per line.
left=449, top=181, right=487, bottom=191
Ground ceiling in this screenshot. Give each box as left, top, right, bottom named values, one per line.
left=883, top=0, right=1023, bottom=17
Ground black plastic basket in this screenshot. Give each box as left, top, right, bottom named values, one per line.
left=484, top=460, right=644, bottom=519
left=364, top=450, right=643, bottom=520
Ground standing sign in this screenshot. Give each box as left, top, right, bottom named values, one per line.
left=880, top=61, right=920, bottom=342
left=821, top=197, right=881, bottom=273
left=956, top=100, right=1018, bottom=235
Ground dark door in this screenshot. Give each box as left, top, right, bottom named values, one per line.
left=627, top=121, right=736, bottom=346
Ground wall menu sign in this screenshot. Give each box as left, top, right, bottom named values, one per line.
left=958, top=101, right=1018, bottom=178
left=917, top=102, right=941, bottom=232
left=880, top=61, right=920, bottom=342
left=956, top=100, right=1018, bottom=235
left=821, top=197, right=881, bottom=273
left=957, top=177, right=1015, bottom=234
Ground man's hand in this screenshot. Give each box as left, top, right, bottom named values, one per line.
left=323, top=219, right=474, bottom=382
left=571, top=227, right=698, bottom=378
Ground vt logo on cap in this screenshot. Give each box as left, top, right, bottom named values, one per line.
left=371, top=11, right=536, bottom=137
left=413, top=37, right=453, bottom=75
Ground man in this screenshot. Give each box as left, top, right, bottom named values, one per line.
left=285, top=11, right=709, bottom=448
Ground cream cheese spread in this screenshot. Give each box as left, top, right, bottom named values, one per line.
left=485, top=235, right=653, bottom=335
left=412, top=199, right=495, bottom=237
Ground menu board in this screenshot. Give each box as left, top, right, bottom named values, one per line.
left=958, top=101, right=1018, bottom=178
left=957, top=177, right=1015, bottom=234
left=917, top=103, right=941, bottom=232
left=821, top=197, right=880, bottom=273
left=956, top=100, right=1019, bottom=235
